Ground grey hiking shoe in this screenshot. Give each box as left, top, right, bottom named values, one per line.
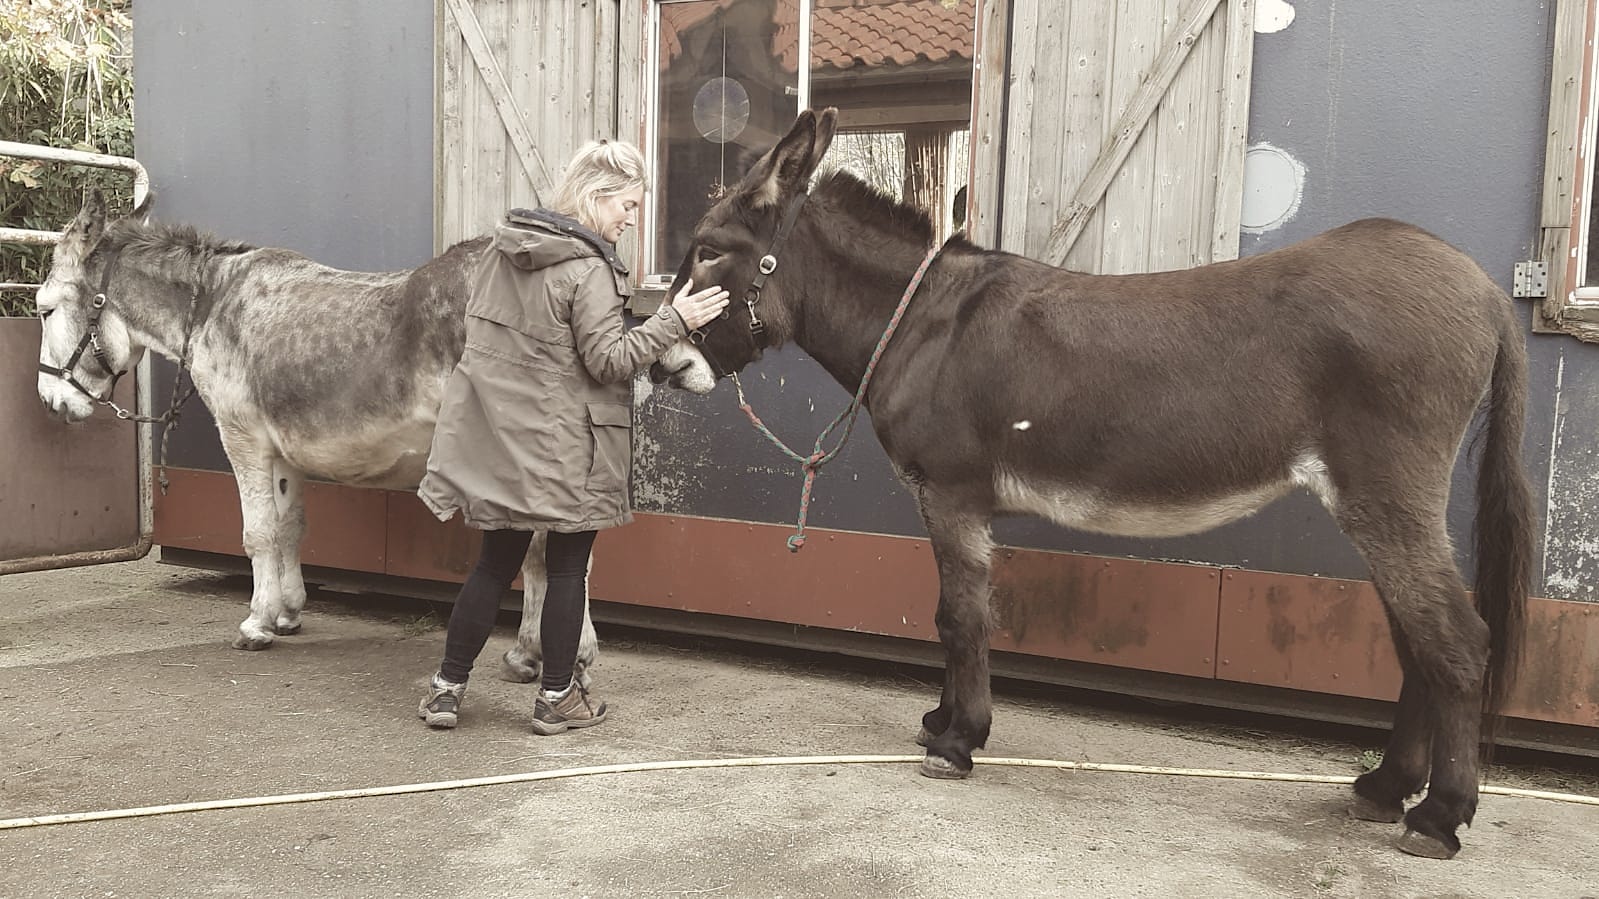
left=531, top=682, right=606, bottom=735
left=418, top=673, right=467, bottom=728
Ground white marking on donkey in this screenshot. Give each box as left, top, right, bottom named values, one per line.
left=35, top=191, right=594, bottom=685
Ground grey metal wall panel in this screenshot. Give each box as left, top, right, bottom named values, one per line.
left=134, top=0, right=436, bottom=473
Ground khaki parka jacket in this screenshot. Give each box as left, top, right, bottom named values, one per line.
left=418, top=210, right=686, bottom=532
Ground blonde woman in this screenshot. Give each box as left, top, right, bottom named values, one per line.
left=416, top=140, right=728, bottom=733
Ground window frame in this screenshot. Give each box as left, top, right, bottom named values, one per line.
left=1538, top=0, right=1599, bottom=338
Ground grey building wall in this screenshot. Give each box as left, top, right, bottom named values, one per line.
left=135, top=0, right=436, bottom=471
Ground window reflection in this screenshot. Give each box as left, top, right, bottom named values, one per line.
left=655, top=0, right=799, bottom=275
left=810, top=0, right=974, bottom=241
left=651, top=0, right=975, bottom=274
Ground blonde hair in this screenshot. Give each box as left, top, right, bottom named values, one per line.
left=552, top=139, right=649, bottom=233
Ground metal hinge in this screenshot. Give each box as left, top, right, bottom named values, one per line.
left=1513, top=261, right=1548, bottom=298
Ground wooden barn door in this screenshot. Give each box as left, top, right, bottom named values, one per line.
left=434, top=0, right=636, bottom=251
left=970, top=0, right=1255, bottom=272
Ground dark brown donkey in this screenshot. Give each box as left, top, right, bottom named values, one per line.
left=653, top=109, right=1533, bottom=859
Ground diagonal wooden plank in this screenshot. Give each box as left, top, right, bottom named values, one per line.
left=1040, top=0, right=1226, bottom=265
left=444, top=0, right=554, bottom=203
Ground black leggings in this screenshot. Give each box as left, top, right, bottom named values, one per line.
left=439, top=528, right=597, bottom=691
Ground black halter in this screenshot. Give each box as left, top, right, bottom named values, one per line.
left=38, top=248, right=126, bottom=403
left=689, top=191, right=809, bottom=379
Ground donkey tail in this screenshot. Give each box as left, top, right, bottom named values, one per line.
left=1474, top=303, right=1532, bottom=722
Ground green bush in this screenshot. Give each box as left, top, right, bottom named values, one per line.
left=0, top=0, right=135, bottom=316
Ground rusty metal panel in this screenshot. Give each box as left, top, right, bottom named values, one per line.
left=990, top=550, right=1221, bottom=677
left=152, top=467, right=388, bottom=574
left=384, top=489, right=480, bottom=582
left=589, top=514, right=944, bottom=641
left=1508, top=600, right=1599, bottom=728
left=0, top=318, right=142, bottom=571
left=589, top=515, right=1221, bottom=678
left=1217, top=569, right=1599, bottom=728
left=1216, top=570, right=1402, bottom=701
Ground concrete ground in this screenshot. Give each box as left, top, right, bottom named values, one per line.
left=2, top=556, right=1598, bottom=899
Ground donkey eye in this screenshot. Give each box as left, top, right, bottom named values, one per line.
left=39, top=307, right=55, bottom=320
left=696, top=246, right=722, bottom=263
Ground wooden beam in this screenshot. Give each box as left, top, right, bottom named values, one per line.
left=1209, top=0, right=1255, bottom=263
left=967, top=0, right=1011, bottom=247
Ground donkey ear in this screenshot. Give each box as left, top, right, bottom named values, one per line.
left=744, top=109, right=835, bottom=208
left=63, top=189, right=108, bottom=250
left=807, top=107, right=838, bottom=172
left=130, top=188, right=155, bottom=223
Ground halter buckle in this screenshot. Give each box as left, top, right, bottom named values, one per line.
left=758, top=254, right=778, bottom=275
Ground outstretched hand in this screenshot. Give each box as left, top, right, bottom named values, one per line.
left=671, top=279, right=731, bottom=330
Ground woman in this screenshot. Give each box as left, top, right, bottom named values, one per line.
left=415, top=139, right=728, bottom=734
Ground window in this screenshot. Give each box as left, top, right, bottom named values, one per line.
left=645, top=0, right=976, bottom=277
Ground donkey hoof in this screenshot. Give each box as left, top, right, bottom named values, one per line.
left=1396, top=828, right=1458, bottom=860
left=919, top=753, right=971, bottom=780
left=498, top=648, right=540, bottom=684
left=231, top=633, right=274, bottom=651
left=274, top=620, right=302, bottom=636
left=1350, top=795, right=1405, bottom=823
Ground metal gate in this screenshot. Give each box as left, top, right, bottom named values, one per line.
left=0, top=141, right=153, bottom=575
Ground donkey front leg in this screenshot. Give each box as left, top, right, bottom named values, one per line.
left=225, top=448, right=288, bottom=650
left=916, top=492, right=996, bottom=779
left=501, top=531, right=599, bottom=687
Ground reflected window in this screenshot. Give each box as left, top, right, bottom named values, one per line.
left=653, top=0, right=799, bottom=276
left=649, top=0, right=975, bottom=275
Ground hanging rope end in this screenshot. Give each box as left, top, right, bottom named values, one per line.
left=786, top=533, right=806, bottom=553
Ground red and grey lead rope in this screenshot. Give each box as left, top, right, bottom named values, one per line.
left=735, top=244, right=940, bottom=552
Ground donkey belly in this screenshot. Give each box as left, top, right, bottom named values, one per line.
left=278, top=417, right=438, bottom=489
left=993, top=452, right=1336, bottom=538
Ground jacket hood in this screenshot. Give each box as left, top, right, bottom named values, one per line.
left=504, top=208, right=630, bottom=276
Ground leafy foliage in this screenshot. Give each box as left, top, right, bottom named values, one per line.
left=0, top=0, right=134, bottom=316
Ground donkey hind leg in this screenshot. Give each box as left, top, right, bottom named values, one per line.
left=227, top=449, right=288, bottom=650
left=268, top=461, right=309, bottom=636
left=1342, top=507, right=1490, bottom=859
left=1350, top=633, right=1432, bottom=823
left=501, top=533, right=599, bottom=687
left=916, top=492, right=996, bottom=779
left=501, top=530, right=549, bottom=683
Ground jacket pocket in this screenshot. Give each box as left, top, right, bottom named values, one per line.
left=586, top=402, right=632, bottom=493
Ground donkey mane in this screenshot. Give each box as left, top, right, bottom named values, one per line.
left=812, top=170, right=936, bottom=246
left=811, top=170, right=991, bottom=260
left=97, top=218, right=257, bottom=287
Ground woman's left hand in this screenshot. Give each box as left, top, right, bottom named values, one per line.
left=670, top=278, right=732, bottom=330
